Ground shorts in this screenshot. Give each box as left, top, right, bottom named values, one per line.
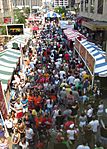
left=23, top=107, right=28, bottom=113
left=16, top=112, right=23, bottom=119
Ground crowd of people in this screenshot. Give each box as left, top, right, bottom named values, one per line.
left=0, top=16, right=105, bottom=149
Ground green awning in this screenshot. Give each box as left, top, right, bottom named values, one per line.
left=0, top=49, right=21, bottom=91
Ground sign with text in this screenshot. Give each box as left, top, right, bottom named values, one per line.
left=80, top=44, right=86, bottom=61
left=7, top=24, right=24, bottom=35
left=75, top=38, right=95, bottom=75
left=86, top=51, right=95, bottom=74
left=75, top=38, right=80, bottom=52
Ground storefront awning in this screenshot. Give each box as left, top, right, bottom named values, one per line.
left=75, top=38, right=107, bottom=76
left=82, top=21, right=107, bottom=31
left=0, top=49, right=21, bottom=91
left=81, top=40, right=107, bottom=75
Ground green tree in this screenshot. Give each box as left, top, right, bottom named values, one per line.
left=14, top=9, right=26, bottom=24
left=23, top=7, right=30, bottom=17
left=54, top=6, right=67, bottom=15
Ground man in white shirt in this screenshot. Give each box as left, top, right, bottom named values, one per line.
left=59, top=70, right=66, bottom=80
left=26, top=125, right=34, bottom=143
left=5, top=115, right=13, bottom=136
left=67, top=75, right=75, bottom=85
left=89, top=116, right=99, bottom=143
left=89, top=116, right=99, bottom=133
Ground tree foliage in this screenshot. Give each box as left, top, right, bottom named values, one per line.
left=14, top=9, right=26, bottom=24
left=54, top=6, right=67, bottom=14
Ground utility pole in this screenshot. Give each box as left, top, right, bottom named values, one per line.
left=30, top=0, right=32, bottom=16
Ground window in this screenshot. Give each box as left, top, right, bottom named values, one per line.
left=81, top=0, right=83, bottom=12
left=85, top=0, right=88, bottom=12
left=90, top=0, right=95, bottom=13
left=97, top=0, right=103, bottom=14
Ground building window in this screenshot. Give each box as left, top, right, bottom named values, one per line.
left=90, top=0, right=95, bottom=13
left=97, top=0, right=103, bottom=14
left=81, top=0, right=83, bottom=12
left=85, top=0, right=88, bottom=12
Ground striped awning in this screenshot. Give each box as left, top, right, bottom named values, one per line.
left=80, top=40, right=107, bottom=76
left=6, top=28, right=32, bottom=49
left=0, top=49, right=21, bottom=91
left=64, top=28, right=85, bottom=41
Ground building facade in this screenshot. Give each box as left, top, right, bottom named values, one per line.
left=13, top=0, right=42, bottom=9
left=0, top=0, right=13, bottom=23
left=79, top=0, right=107, bottom=52
left=54, top=0, right=68, bottom=7
left=80, top=0, right=107, bottom=22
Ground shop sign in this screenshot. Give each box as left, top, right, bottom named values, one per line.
left=80, top=44, right=86, bottom=61
left=75, top=38, right=95, bottom=74
left=86, top=51, right=95, bottom=74
left=7, top=24, right=24, bottom=35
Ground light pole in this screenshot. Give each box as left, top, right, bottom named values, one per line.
left=30, top=0, right=32, bottom=16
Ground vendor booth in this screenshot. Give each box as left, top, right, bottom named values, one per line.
left=64, top=28, right=86, bottom=50
left=74, top=37, right=107, bottom=96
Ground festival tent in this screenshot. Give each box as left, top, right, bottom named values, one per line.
left=44, top=11, right=61, bottom=18
left=0, top=49, right=21, bottom=91
left=64, top=28, right=85, bottom=41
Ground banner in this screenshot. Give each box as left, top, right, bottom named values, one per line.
left=75, top=38, right=80, bottom=52
left=86, top=51, right=95, bottom=74
left=0, top=81, right=7, bottom=119
left=75, top=38, right=95, bottom=75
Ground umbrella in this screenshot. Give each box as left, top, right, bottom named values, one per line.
left=32, top=26, right=39, bottom=31
left=44, top=11, right=60, bottom=18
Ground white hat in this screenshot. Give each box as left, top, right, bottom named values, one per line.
left=69, top=124, right=74, bottom=129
